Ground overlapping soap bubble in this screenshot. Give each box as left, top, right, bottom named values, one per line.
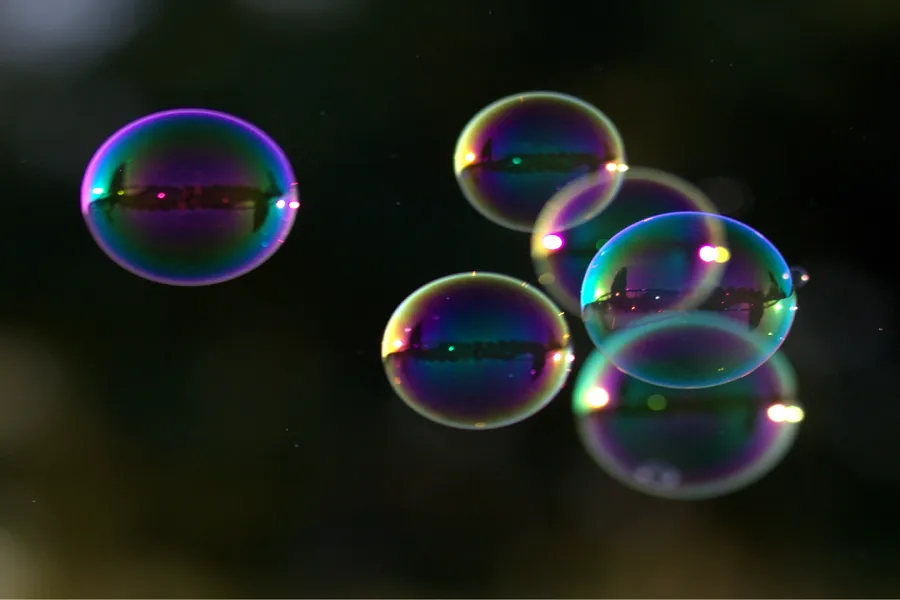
left=80, top=92, right=808, bottom=501
left=386, top=90, right=808, bottom=500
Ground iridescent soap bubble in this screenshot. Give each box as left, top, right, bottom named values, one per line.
left=790, top=265, right=810, bottom=288
left=581, top=212, right=797, bottom=387
left=381, top=272, right=574, bottom=429
left=532, top=167, right=718, bottom=314
left=573, top=346, right=803, bottom=500
left=454, top=92, right=627, bottom=232
left=81, top=108, right=299, bottom=286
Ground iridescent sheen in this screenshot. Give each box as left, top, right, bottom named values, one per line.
left=573, top=346, right=803, bottom=500
left=382, top=272, right=573, bottom=429
left=581, top=212, right=797, bottom=388
left=533, top=167, right=718, bottom=314
left=454, top=92, right=627, bottom=232
left=81, top=108, right=298, bottom=286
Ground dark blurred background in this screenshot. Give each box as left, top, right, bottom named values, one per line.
left=0, top=0, right=898, bottom=597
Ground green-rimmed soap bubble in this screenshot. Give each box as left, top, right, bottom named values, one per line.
left=454, top=92, right=627, bottom=232
left=573, top=346, right=803, bottom=500
left=581, top=212, right=797, bottom=388
left=381, top=272, right=574, bottom=430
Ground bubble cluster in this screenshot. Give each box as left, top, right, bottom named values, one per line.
left=73, top=91, right=810, bottom=499
left=454, top=92, right=627, bottom=232
left=532, top=167, right=718, bottom=314
left=581, top=212, right=797, bottom=388
left=81, top=108, right=299, bottom=286
left=573, top=346, right=803, bottom=500
left=381, top=272, right=574, bottom=429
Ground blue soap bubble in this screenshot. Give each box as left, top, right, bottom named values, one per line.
left=581, top=212, right=797, bottom=388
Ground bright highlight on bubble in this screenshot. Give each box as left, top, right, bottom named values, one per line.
left=581, top=212, right=796, bottom=388
left=573, top=347, right=803, bottom=500
left=698, top=245, right=717, bottom=263
left=766, top=403, right=805, bottom=423
left=81, top=108, right=299, bottom=286
left=699, top=245, right=731, bottom=263
left=454, top=91, right=627, bottom=232
left=542, top=234, right=564, bottom=251
left=532, top=167, right=719, bottom=315
left=381, top=272, right=573, bottom=430
left=586, top=386, right=610, bottom=409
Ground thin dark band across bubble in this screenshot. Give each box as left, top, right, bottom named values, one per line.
left=80, top=108, right=298, bottom=286
left=80, top=108, right=295, bottom=216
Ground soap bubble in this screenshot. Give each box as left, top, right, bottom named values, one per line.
left=454, top=91, right=627, bottom=232
left=790, top=266, right=810, bottom=288
left=581, top=212, right=797, bottom=387
left=81, top=108, right=299, bottom=286
left=382, top=272, right=574, bottom=429
left=573, top=346, right=803, bottom=500
left=532, top=167, right=718, bottom=314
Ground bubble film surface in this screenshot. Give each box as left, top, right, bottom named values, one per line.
left=381, top=272, right=574, bottom=429
left=581, top=212, right=797, bottom=387
left=532, top=167, right=718, bottom=314
left=573, top=347, right=803, bottom=500
left=454, top=92, right=627, bottom=232
left=81, top=108, right=299, bottom=286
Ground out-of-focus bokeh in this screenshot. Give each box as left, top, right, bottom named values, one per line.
left=1, top=0, right=898, bottom=596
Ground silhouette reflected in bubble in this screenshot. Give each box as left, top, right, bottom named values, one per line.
left=81, top=108, right=299, bottom=286
left=382, top=272, right=573, bottom=429
left=573, top=347, right=803, bottom=500
left=581, top=212, right=797, bottom=388
left=454, top=92, right=627, bottom=232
